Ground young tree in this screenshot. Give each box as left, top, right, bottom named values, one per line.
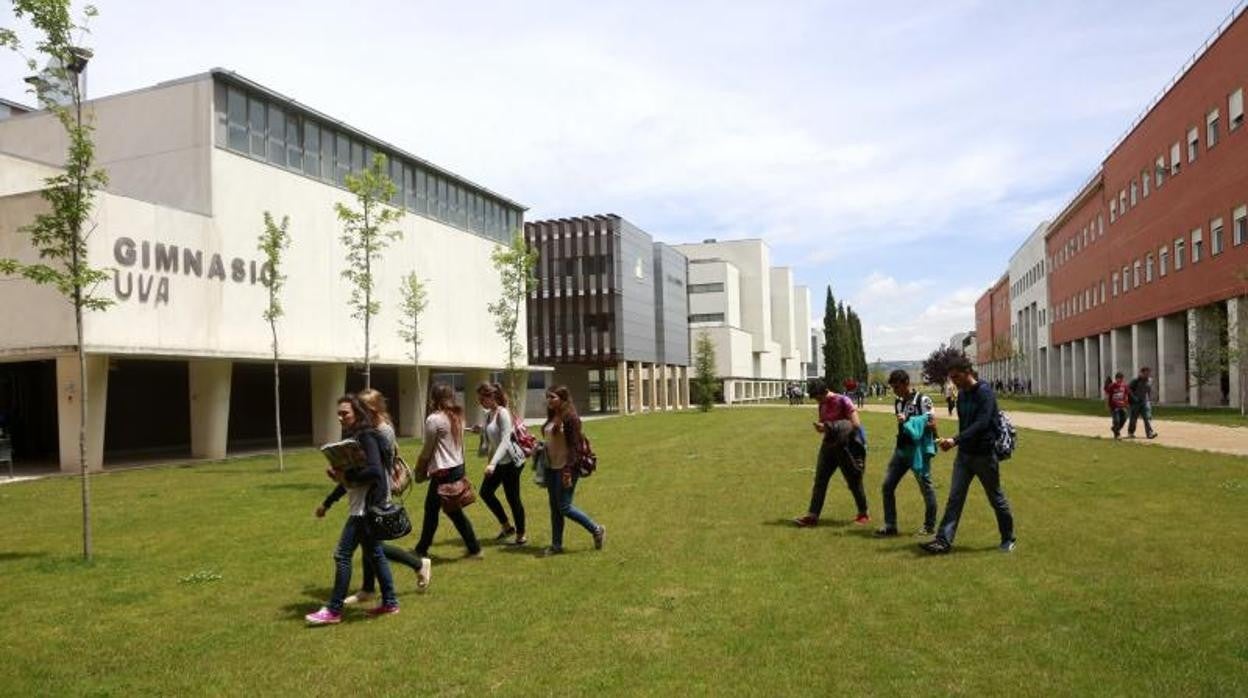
left=1, top=1, right=107, bottom=561
left=822, top=287, right=843, bottom=386
left=922, top=344, right=968, bottom=387
left=1188, top=306, right=1229, bottom=405
left=693, top=330, right=718, bottom=412
left=397, top=271, right=429, bottom=415
left=336, top=153, right=403, bottom=390
left=488, top=230, right=538, bottom=410
left=258, top=212, right=290, bottom=472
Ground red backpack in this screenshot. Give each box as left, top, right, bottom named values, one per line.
left=574, top=432, right=598, bottom=478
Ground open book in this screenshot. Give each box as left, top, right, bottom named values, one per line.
left=320, top=438, right=367, bottom=471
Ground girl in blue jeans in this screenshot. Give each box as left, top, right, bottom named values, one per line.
left=306, top=394, right=400, bottom=625
left=540, top=386, right=604, bottom=556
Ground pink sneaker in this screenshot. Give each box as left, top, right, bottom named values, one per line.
left=365, top=604, right=400, bottom=618
left=853, top=513, right=871, bottom=526
left=304, top=607, right=342, bottom=625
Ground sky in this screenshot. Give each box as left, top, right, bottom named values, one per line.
left=2, top=0, right=1243, bottom=360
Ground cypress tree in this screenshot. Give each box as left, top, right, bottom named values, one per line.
left=836, top=302, right=850, bottom=388
left=848, top=308, right=866, bottom=382
left=822, top=287, right=841, bottom=385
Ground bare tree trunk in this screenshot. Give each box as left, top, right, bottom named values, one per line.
left=362, top=212, right=372, bottom=390
left=271, top=320, right=284, bottom=472
left=73, top=97, right=92, bottom=562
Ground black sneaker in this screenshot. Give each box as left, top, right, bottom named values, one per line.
left=874, top=526, right=899, bottom=537
left=1146, top=432, right=1158, bottom=440
left=919, top=539, right=951, bottom=554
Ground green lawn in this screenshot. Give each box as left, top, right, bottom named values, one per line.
left=1, top=409, right=1245, bottom=695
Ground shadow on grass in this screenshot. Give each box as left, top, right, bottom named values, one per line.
left=904, top=544, right=1006, bottom=558
left=760, top=517, right=852, bottom=529
left=0, top=551, right=50, bottom=564
left=256, top=483, right=326, bottom=492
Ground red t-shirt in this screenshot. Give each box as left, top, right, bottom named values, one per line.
left=819, top=393, right=856, bottom=424
left=1106, top=381, right=1129, bottom=409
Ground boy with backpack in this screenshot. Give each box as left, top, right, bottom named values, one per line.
left=1105, top=372, right=1129, bottom=440
left=920, top=356, right=1016, bottom=555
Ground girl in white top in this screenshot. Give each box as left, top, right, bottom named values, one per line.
left=411, top=383, right=482, bottom=559
left=468, top=382, right=527, bottom=545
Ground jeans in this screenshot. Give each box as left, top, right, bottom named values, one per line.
left=1128, top=402, right=1154, bottom=436
left=546, top=468, right=600, bottom=550
left=1110, top=408, right=1127, bottom=436
left=361, top=543, right=426, bottom=593
left=881, top=450, right=937, bottom=530
left=413, top=466, right=481, bottom=557
left=936, top=451, right=1014, bottom=546
left=807, top=437, right=868, bottom=517
left=330, top=516, right=397, bottom=612
left=481, top=459, right=526, bottom=535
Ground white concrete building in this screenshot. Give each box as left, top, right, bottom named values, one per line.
left=0, top=70, right=527, bottom=472
left=672, top=239, right=808, bottom=403
left=1007, top=221, right=1050, bottom=394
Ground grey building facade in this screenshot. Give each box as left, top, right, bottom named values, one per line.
left=525, top=214, right=691, bottom=413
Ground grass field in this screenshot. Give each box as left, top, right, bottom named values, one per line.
left=1, top=408, right=1245, bottom=695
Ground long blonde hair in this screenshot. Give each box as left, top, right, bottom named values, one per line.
left=357, top=388, right=392, bottom=427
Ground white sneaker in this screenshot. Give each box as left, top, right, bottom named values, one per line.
left=343, top=590, right=375, bottom=605
left=416, top=557, right=432, bottom=591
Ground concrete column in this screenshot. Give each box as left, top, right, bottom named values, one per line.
left=56, top=353, right=108, bottom=473
left=189, top=359, right=233, bottom=460
left=1156, top=313, right=1187, bottom=404
left=653, top=362, right=663, bottom=412
left=616, top=361, right=629, bottom=414
left=658, top=364, right=669, bottom=410
left=1072, top=341, right=1086, bottom=398
left=1132, top=321, right=1159, bottom=388
left=397, top=366, right=431, bottom=437
left=311, top=363, right=348, bottom=446
left=1083, top=336, right=1100, bottom=398
left=1229, top=297, right=1247, bottom=409
left=632, top=361, right=643, bottom=414
left=1111, top=327, right=1133, bottom=378
left=1097, top=334, right=1109, bottom=391
left=682, top=366, right=691, bottom=409
left=1059, top=343, right=1071, bottom=396
left=723, top=379, right=735, bottom=405
left=1188, top=307, right=1223, bottom=407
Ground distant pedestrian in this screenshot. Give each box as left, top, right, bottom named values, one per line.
left=538, top=386, right=605, bottom=556
left=793, top=379, right=870, bottom=527
left=875, top=370, right=938, bottom=537
left=921, top=356, right=1015, bottom=554
left=943, top=379, right=956, bottom=416
left=1105, top=373, right=1129, bottom=440
left=1127, top=367, right=1158, bottom=439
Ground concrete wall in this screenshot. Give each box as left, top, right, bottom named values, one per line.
left=616, top=218, right=658, bottom=364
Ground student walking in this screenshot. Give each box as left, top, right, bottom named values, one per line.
left=1105, top=373, right=1129, bottom=440
left=539, top=386, right=605, bottom=556
left=1127, top=367, right=1158, bottom=439
left=347, top=388, right=431, bottom=603
left=943, top=380, right=956, bottom=416
left=411, top=383, right=483, bottom=560
left=469, top=382, right=527, bottom=546
left=306, top=394, right=401, bottom=625
left=875, top=370, right=938, bottom=537
left=921, top=357, right=1015, bottom=554
left=793, top=379, right=870, bottom=527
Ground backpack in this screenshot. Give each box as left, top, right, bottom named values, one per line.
left=574, top=432, right=598, bottom=478
left=389, top=454, right=416, bottom=496
left=510, top=412, right=539, bottom=458
left=993, top=410, right=1017, bottom=461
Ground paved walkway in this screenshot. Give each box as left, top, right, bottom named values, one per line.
left=857, top=403, right=1248, bottom=457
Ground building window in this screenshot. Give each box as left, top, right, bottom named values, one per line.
left=1098, top=214, right=1104, bottom=236
left=303, top=122, right=320, bottom=177
left=1132, top=260, right=1141, bottom=289
left=1145, top=253, right=1154, bottom=283
left=266, top=104, right=286, bottom=167
left=689, top=282, right=726, bottom=293
left=1099, top=280, right=1106, bottom=303
left=1234, top=205, right=1247, bottom=246
left=1155, top=155, right=1166, bottom=188
left=1130, top=181, right=1138, bottom=206
left=1208, top=109, right=1220, bottom=148
left=1174, top=238, right=1185, bottom=270
left=1211, top=217, right=1224, bottom=256
left=1187, top=127, right=1199, bottom=162
left=226, top=86, right=248, bottom=151
left=1119, top=189, right=1127, bottom=213
left=1169, top=142, right=1180, bottom=175
left=248, top=95, right=267, bottom=157
left=689, top=313, right=725, bottom=324
left=1192, top=228, right=1203, bottom=263
left=1231, top=88, right=1245, bottom=131
left=1141, top=170, right=1150, bottom=198
left=1159, top=246, right=1168, bottom=276
left=1110, top=199, right=1117, bottom=223
left=1112, top=272, right=1119, bottom=297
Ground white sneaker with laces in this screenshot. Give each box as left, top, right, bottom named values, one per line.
left=343, top=590, right=375, bottom=605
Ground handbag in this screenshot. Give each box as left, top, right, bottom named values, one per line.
left=389, top=455, right=416, bottom=497
left=365, top=500, right=412, bottom=541
left=436, top=475, right=477, bottom=513
left=532, top=447, right=547, bottom=487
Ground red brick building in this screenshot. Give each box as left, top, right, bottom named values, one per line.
left=974, top=275, right=1013, bottom=382
left=975, top=8, right=1248, bottom=407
